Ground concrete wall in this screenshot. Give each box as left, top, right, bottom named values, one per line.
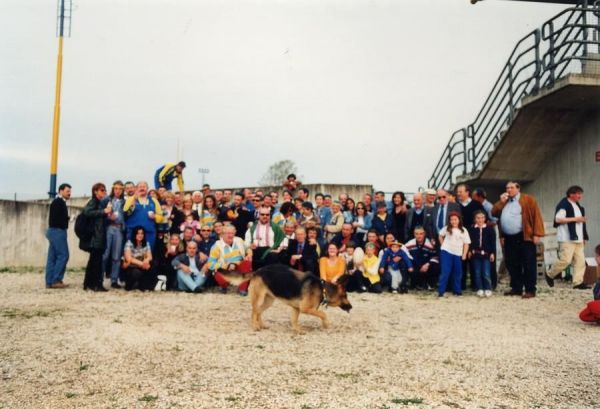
left=208, top=183, right=374, bottom=203
left=0, top=200, right=89, bottom=268
left=525, top=110, right=600, bottom=255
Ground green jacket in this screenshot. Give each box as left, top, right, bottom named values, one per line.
left=82, top=198, right=107, bottom=250
left=247, top=221, right=284, bottom=259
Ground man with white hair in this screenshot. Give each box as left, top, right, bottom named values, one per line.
left=405, top=192, right=430, bottom=241
left=204, top=224, right=253, bottom=295
left=191, top=191, right=203, bottom=213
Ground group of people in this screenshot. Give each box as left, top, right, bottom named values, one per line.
left=44, top=165, right=596, bottom=301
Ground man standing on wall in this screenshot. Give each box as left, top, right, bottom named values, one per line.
left=154, top=161, right=186, bottom=192
left=546, top=185, right=590, bottom=289
left=45, top=183, right=72, bottom=289
left=492, top=181, right=545, bottom=299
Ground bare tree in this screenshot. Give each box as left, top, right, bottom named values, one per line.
left=259, top=160, right=298, bottom=186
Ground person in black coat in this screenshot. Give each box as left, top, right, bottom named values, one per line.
left=82, top=183, right=111, bottom=292
left=284, top=227, right=319, bottom=274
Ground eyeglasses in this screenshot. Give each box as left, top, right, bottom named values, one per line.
left=437, top=196, right=446, bottom=199
left=259, top=213, right=270, bottom=216
left=200, top=229, right=211, bottom=232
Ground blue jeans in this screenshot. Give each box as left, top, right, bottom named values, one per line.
left=439, top=250, right=462, bottom=296
left=177, top=270, right=206, bottom=291
left=470, top=256, right=492, bottom=291
left=102, top=225, right=124, bottom=284
left=45, top=228, right=69, bottom=286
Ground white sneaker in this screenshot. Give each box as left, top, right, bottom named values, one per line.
left=155, top=275, right=167, bottom=292
left=484, top=290, right=492, bottom=298
left=476, top=290, right=484, bottom=298
left=392, top=289, right=398, bottom=294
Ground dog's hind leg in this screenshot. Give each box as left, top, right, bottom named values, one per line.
left=256, top=294, right=274, bottom=329
left=290, top=307, right=304, bottom=335
left=249, top=279, right=264, bottom=331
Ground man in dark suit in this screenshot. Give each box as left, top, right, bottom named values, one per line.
left=284, top=227, right=319, bottom=274
left=405, top=192, right=430, bottom=241
left=424, top=189, right=462, bottom=244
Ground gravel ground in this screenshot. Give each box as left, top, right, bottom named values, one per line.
left=0, top=271, right=598, bottom=409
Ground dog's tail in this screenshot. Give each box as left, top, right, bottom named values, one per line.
left=216, top=269, right=254, bottom=286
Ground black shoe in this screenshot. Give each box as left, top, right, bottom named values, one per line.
left=573, top=283, right=591, bottom=290
left=504, top=290, right=522, bottom=296
left=111, top=282, right=122, bottom=289
left=193, top=286, right=203, bottom=293
left=94, top=287, right=108, bottom=292
left=545, top=272, right=554, bottom=288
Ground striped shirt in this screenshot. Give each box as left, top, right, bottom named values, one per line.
left=206, top=237, right=247, bottom=271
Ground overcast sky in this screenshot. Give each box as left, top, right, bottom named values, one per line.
left=0, top=0, right=566, bottom=199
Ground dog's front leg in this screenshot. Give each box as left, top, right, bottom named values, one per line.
left=301, top=307, right=330, bottom=329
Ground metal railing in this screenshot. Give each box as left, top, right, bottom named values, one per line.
left=428, top=0, right=600, bottom=190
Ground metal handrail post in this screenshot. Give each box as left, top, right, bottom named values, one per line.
left=548, top=21, right=556, bottom=86
left=507, top=62, right=515, bottom=122
left=534, top=29, right=541, bottom=94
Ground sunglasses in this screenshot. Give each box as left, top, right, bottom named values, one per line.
left=259, top=213, right=270, bottom=216
left=437, top=196, right=446, bottom=199
left=200, top=229, right=211, bottom=232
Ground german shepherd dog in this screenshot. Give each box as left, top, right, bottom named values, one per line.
left=218, top=264, right=352, bottom=334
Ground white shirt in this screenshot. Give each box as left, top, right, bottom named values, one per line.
left=500, top=194, right=523, bottom=235
left=555, top=200, right=584, bottom=243
left=439, top=226, right=471, bottom=257
left=245, top=223, right=274, bottom=247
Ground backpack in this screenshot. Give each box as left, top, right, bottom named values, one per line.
left=74, top=212, right=94, bottom=252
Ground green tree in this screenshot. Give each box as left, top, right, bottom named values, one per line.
left=259, top=160, right=298, bottom=186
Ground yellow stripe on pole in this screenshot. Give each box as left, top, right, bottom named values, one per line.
left=50, top=36, right=64, bottom=175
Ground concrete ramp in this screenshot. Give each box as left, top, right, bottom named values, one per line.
left=461, top=74, right=600, bottom=186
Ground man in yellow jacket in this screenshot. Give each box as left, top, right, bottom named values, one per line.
left=154, top=161, right=186, bottom=192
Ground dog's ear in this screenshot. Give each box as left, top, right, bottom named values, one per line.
left=336, top=274, right=350, bottom=289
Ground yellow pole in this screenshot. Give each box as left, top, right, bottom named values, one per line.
left=49, top=36, right=64, bottom=197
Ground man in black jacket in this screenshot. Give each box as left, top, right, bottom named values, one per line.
left=45, top=183, right=72, bottom=289
left=284, top=227, right=319, bottom=274
left=546, top=185, right=590, bottom=289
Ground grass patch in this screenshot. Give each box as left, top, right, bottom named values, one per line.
left=112, top=318, right=123, bottom=324
left=256, top=344, right=265, bottom=350
left=0, top=308, right=57, bottom=319
left=225, top=396, right=239, bottom=402
left=79, top=362, right=89, bottom=371
left=391, top=397, right=424, bottom=405
left=335, top=372, right=358, bottom=379
left=65, top=392, right=77, bottom=399
left=292, top=389, right=306, bottom=395
left=139, top=394, right=158, bottom=402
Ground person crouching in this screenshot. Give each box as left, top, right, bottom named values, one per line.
left=379, top=240, right=413, bottom=294
left=171, top=241, right=206, bottom=293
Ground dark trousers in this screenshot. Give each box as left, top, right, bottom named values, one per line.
left=124, top=265, right=157, bottom=291
left=84, top=249, right=104, bottom=290
left=504, top=233, right=537, bottom=294
left=410, top=262, right=439, bottom=289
